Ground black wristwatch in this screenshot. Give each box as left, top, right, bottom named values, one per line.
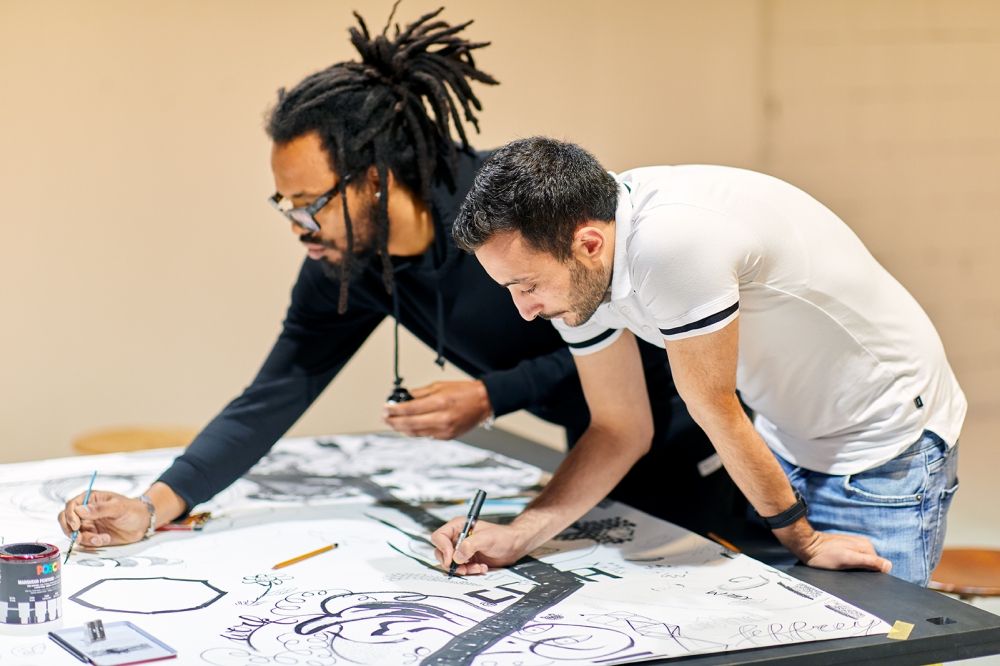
left=756, top=491, right=808, bottom=530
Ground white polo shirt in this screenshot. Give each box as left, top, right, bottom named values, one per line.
left=553, top=165, right=966, bottom=474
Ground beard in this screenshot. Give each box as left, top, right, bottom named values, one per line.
left=318, top=248, right=378, bottom=284
left=541, top=259, right=612, bottom=327
left=302, top=203, right=380, bottom=285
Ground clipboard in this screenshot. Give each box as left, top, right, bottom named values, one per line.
left=49, top=621, right=176, bottom=665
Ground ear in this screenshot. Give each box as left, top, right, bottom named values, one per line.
left=364, top=164, right=381, bottom=193
left=571, top=222, right=612, bottom=267
left=364, top=165, right=401, bottom=198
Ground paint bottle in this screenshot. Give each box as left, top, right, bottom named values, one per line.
left=0, top=543, right=62, bottom=632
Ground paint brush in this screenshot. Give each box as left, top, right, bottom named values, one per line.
left=272, top=543, right=338, bottom=570
left=448, top=489, right=487, bottom=578
left=65, top=471, right=97, bottom=563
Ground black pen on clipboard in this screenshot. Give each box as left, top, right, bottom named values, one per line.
left=448, top=489, right=487, bottom=578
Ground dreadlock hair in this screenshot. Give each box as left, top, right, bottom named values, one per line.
left=266, top=3, right=498, bottom=313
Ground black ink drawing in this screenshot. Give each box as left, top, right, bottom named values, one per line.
left=239, top=435, right=540, bottom=504
left=778, top=580, right=823, bottom=600
left=71, top=577, right=227, bottom=614
left=206, top=589, right=641, bottom=666
left=238, top=574, right=294, bottom=606
left=587, top=610, right=730, bottom=655
left=555, top=517, right=636, bottom=545
left=207, top=486, right=591, bottom=665
left=824, top=601, right=865, bottom=620
left=718, top=575, right=770, bottom=591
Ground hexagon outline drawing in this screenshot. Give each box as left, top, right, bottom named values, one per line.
left=70, top=577, right=227, bottom=614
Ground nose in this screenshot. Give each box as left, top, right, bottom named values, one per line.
left=291, top=221, right=309, bottom=238
left=513, top=296, right=542, bottom=321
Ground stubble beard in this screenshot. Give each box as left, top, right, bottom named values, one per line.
left=554, top=260, right=612, bottom=328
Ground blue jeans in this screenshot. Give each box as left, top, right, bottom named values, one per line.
left=773, top=431, right=959, bottom=586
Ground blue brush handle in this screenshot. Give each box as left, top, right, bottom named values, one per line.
left=65, top=471, right=98, bottom=563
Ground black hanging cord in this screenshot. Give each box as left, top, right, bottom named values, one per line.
left=435, top=289, right=446, bottom=367
left=388, top=281, right=413, bottom=403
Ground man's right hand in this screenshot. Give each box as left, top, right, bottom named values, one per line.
left=430, top=518, right=533, bottom=576
left=59, top=491, right=150, bottom=546
left=58, top=482, right=187, bottom=547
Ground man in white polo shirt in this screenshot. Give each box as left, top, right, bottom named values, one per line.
left=436, top=136, right=965, bottom=586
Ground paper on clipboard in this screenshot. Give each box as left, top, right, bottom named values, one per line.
left=48, top=621, right=176, bottom=666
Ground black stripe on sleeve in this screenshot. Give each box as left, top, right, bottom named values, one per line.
left=659, top=301, right=739, bottom=337
left=565, top=328, right=618, bottom=349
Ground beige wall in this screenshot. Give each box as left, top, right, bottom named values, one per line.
left=1, top=1, right=997, bottom=529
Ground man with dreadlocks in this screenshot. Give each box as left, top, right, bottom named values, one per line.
left=58, top=7, right=740, bottom=547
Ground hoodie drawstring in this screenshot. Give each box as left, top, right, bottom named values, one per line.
left=435, top=289, right=445, bottom=368
left=386, top=267, right=446, bottom=403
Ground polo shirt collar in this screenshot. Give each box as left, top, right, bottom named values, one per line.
left=609, top=175, right=634, bottom=302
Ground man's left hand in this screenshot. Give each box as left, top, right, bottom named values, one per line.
left=383, top=380, right=492, bottom=439
left=777, top=521, right=893, bottom=574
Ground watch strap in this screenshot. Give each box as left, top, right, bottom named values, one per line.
left=138, top=495, right=156, bottom=539
left=756, top=491, right=808, bottom=530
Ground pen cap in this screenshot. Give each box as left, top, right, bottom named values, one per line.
left=468, top=489, right=487, bottom=518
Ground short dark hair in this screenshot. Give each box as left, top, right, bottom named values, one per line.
left=452, top=137, right=619, bottom=259
left=266, top=6, right=497, bottom=313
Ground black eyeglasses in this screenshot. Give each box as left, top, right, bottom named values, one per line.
left=268, top=176, right=351, bottom=233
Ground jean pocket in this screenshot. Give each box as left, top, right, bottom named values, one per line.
left=940, top=479, right=959, bottom=511
left=930, top=479, right=960, bottom=569
left=843, top=464, right=926, bottom=506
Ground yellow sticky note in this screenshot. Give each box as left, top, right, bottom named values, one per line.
left=886, top=620, right=915, bottom=641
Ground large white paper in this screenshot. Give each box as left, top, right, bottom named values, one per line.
left=0, top=434, right=889, bottom=665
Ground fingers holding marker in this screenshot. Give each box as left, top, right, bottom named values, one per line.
left=434, top=532, right=488, bottom=577
left=431, top=516, right=467, bottom=567
left=450, top=532, right=490, bottom=576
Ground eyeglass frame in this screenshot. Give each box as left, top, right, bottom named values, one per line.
left=268, top=174, right=352, bottom=234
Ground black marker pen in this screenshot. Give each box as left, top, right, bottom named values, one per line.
left=448, top=489, right=487, bottom=578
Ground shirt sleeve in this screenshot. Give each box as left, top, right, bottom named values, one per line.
left=550, top=318, right=624, bottom=356
left=630, top=204, right=760, bottom=341
left=479, top=346, right=578, bottom=417
left=156, top=259, right=384, bottom=511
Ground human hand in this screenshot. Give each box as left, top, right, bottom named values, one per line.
left=777, top=522, right=892, bottom=573
left=58, top=490, right=152, bottom=547
left=383, top=380, right=492, bottom=440
left=430, top=517, right=531, bottom=576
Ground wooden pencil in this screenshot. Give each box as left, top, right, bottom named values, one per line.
left=707, top=532, right=742, bottom=554
left=271, top=543, right=338, bottom=570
